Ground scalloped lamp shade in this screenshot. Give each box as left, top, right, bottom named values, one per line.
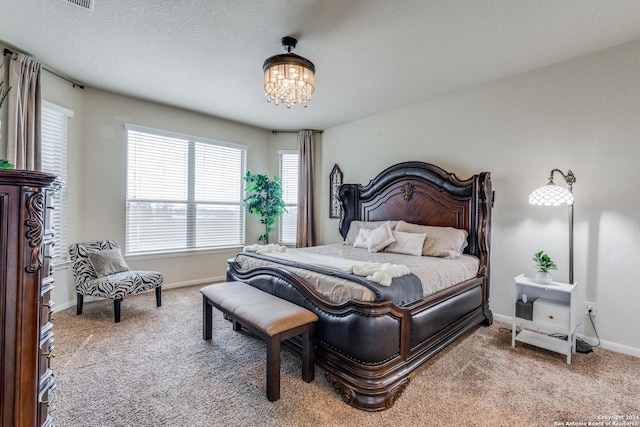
left=529, top=184, right=574, bottom=206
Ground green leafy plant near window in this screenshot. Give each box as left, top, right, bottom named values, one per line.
left=533, top=250, right=558, bottom=273
left=242, top=172, right=286, bottom=245
left=0, top=159, right=14, bottom=169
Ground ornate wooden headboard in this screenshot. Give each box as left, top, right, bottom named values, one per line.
left=338, top=161, right=493, bottom=275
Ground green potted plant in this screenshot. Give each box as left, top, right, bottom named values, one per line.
left=533, top=250, right=557, bottom=284
left=0, top=159, right=15, bottom=169
left=242, top=172, right=286, bottom=245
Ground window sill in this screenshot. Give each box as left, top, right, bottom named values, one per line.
left=125, top=246, right=244, bottom=261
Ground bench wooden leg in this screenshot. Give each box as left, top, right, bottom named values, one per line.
left=301, top=325, right=315, bottom=383
left=266, top=335, right=281, bottom=402
left=203, top=296, right=212, bottom=340
left=156, top=286, right=162, bottom=307
left=232, top=320, right=242, bottom=332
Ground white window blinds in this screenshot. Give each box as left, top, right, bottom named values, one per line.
left=279, top=151, right=298, bottom=245
left=41, top=100, right=73, bottom=264
left=125, top=124, right=247, bottom=255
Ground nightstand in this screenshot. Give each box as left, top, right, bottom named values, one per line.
left=511, top=274, right=577, bottom=364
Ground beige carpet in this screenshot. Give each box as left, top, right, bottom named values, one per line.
left=49, top=285, right=639, bottom=427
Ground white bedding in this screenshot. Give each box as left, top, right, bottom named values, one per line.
left=235, top=244, right=480, bottom=304
left=255, top=251, right=410, bottom=286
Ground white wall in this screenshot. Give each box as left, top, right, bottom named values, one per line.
left=320, top=40, right=640, bottom=353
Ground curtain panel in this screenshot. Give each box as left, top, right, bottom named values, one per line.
left=7, top=52, right=42, bottom=171
left=296, top=130, right=316, bottom=247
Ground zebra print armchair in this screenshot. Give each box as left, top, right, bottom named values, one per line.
left=68, top=240, right=163, bottom=323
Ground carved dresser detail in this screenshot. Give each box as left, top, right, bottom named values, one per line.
left=0, top=170, right=59, bottom=427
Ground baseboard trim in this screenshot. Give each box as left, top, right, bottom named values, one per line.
left=53, top=275, right=226, bottom=312
left=162, top=275, right=226, bottom=290
left=494, top=313, right=640, bottom=358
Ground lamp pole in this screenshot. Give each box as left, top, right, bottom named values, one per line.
left=548, top=169, right=576, bottom=284
left=568, top=202, right=574, bottom=284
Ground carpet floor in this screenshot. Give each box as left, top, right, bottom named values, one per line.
left=49, top=285, right=640, bottom=427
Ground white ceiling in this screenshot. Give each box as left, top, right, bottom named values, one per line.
left=3, top=0, right=640, bottom=131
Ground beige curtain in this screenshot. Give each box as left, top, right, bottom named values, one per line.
left=7, top=52, right=42, bottom=171
left=296, top=130, right=316, bottom=247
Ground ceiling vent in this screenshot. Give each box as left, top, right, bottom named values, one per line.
left=63, top=0, right=94, bottom=11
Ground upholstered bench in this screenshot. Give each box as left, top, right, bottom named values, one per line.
left=201, top=282, right=319, bottom=402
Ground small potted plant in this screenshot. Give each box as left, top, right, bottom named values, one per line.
left=533, top=250, right=557, bottom=284
left=0, top=159, right=15, bottom=169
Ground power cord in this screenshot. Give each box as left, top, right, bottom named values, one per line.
left=586, top=309, right=601, bottom=348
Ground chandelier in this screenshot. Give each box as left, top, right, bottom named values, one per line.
left=263, top=37, right=315, bottom=108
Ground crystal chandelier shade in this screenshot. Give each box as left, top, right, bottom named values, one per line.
left=263, top=37, right=315, bottom=108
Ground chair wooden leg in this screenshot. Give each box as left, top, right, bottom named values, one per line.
left=156, top=286, right=162, bottom=307
left=76, top=293, right=84, bottom=315
left=114, top=299, right=122, bottom=323
left=203, top=296, right=212, bottom=340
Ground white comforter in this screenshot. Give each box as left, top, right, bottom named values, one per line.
left=244, top=247, right=410, bottom=286
left=237, top=244, right=479, bottom=303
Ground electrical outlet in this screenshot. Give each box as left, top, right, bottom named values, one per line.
left=585, top=301, right=596, bottom=316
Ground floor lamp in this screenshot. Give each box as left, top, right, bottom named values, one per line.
left=528, top=169, right=576, bottom=284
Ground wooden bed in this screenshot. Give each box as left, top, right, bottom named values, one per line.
left=227, top=161, right=493, bottom=411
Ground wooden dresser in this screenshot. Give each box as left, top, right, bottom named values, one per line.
left=0, top=170, right=59, bottom=427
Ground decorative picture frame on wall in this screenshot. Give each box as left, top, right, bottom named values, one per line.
left=329, top=164, right=343, bottom=218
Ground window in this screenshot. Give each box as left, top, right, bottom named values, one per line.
left=41, top=100, right=73, bottom=264
left=279, top=150, right=298, bottom=245
left=125, top=124, right=247, bottom=255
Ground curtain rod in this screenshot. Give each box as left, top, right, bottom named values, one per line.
left=44, top=68, right=84, bottom=89
left=271, top=130, right=323, bottom=135
left=3, top=48, right=85, bottom=89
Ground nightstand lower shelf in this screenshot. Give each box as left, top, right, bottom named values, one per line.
left=513, top=330, right=573, bottom=359
left=512, top=274, right=577, bottom=365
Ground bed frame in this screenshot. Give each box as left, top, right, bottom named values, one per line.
left=227, top=161, right=493, bottom=411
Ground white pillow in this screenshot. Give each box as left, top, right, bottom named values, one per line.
left=343, top=220, right=398, bottom=245
left=395, top=220, right=468, bottom=258
left=385, top=231, right=427, bottom=256
left=353, top=228, right=372, bottom=249
left=365, top=222, right=396, bottom=253
left=352, top=222, right=396, bottom=252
